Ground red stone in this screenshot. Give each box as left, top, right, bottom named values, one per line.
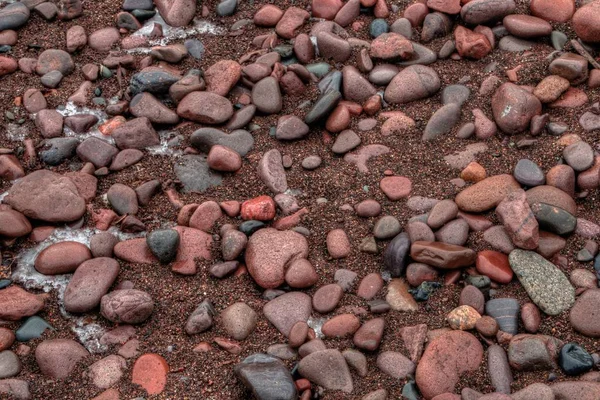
left=132, top=354, right=169, bottom=395
left=455, top=26, right=492, bottom=60
left=241, top=195, right=276, bottom=221
left=380, top=176, right=412, bottom=200
left=475, top=250, right=513, bottom=284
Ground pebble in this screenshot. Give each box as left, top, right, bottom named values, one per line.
left=559, top=343, right=594, bottom=376
left=455, top=174, right=520, bottom=213
left=131, top=354, right=169, bottom=395
left=384, top=65, right=440, bottom=104
left=221, top=303, right=257, bottom=340
left=35, top=339, right=88, bottom=379
left=298, top=349, right=353, bottom=393
left=514, top=159, right=545, bottom=187
left=496, top=189, right=539, bottom=250
left=570, top=289, right=600, bottom=337
left=572, top=1, right=600, bottom=43
left=101, top=289, right=154, bottom=324
left=354, top=318, right=385, bottom=351
left=410, top=241, right=476, bottom=269
left=503, top=14, right=552, bottom=38
left=263, top=292, right=312, bottom=337
left=235, top=354, right=297, bottom=399
left=15, top=316, right=52, bottom=342
left=508, top=334, right=561, bottom=371
left=0, top=350, right=20, bottom=379
left=379, top=176, right=411, bottom=200
left=377, top=351, right=415, bottom=379
left=530, top=0, right=574, bottom=22
left=476, top=250, right=513, bottom=283
left=415, top=331, right=483, bottom=399
left=509, top=250, right=574, bottom=316
left=0, top=3, right=30, bottom=31
left=146, top=229, right=179, bottom=264
left=459, top=285, right=485, bottom=315
left=447, top=305, right=481, bottom=330
left=64, top=257, right=120, bottom=313
left=383, top=233, right=411, bottom=277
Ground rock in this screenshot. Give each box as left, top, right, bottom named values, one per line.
left=0, top=56, right=17, bottom=77
left=549, top=53, right=588, bottom=85
left=252, top=77, right=282, bottom=114
left=491, top=83, right=542, bottom=134
left=511, top=383, right=554, bottom=400
left=386, top=279, right=418, bottom=312
left=447, top=305, right=481, bottom=330
left=0, top=209, right=31, bottom=238
left=0, top=3, right=29, bottom=31
left=185, top=300, right=215, bottom=334
left=254, top=4, right=283, bottom=26
left=488, top=344, right=512, bottom=394
left=559, top=343, right=593, bottom=376
left=380, top=176, right=411, bottom=200
left=455, top=174, right=520, bottom=212
left=298, top=350, right=353, bottom=393
left=486, top=298, right=519, bottom=335
left=101, top=289, right=154, bottom=324
left=35, top=49, right=74, bottom=76
left=327, top=229, right=351, bottom=259
left=503, top=14, right=552, bottom=38
left=530, top=203, right=576, bottom=236
left=563, top=141, right=594, bottom=172
left=0, top=378, right=30, bottom=399
left=533, top=75, right=570, bottom=103
left=322, top=314, right=360, bottom=337
left=551, top=382, right=600, bottom=400
left=177, top=92, right=233, bottom=124
left=112, top=117, right=160, bottom=149
left=35, top=339, right=89, bottom=379
left=276, top=115, right=309, bottom=140
left=146, top=230, right=179, bottom=264
left=455, top=26, right=492, bottom=59
left=317, top=31, right=351, bottom=62
left=343, top=349, right=367, bottom=377
left=570, top=289, right=600, bottom=337
left=342, top=66, right=376, bottom=103
left=476, top=250, right=513, bottom=283
left=435, top=219, right=469, bottom=246
left=276, top=7, right=309, bottom=38
left=0, top=351, right=20, bottom=379
left=525, top=185, right=576, bottom=216
left=422, top=104, right=461, bottom=141
left=459, top=286, right=485, bottom=315
left=460, top=0, right=516, bottom=25
left=34, top=241, right=91, bottom=275
left=572, top=1, right=600, bottom=43
left=514, top=159, right=545, bottom=187
left=64, top=257, right=119, bottom=313
left=305, top=89, right=341, bottom=124
left=383, top=232, right=411, bottom=277
left=509, top=250, right=574, bottom=316
left=332, top=129, right=361, bottom=154
left=221, top=303, right=257, bottom=340
left=353, top=318, right=384, bottom=351
left=263, top=292, right=312, bottom=336
left=496, top=189, right=539, bottom=250
left=415, top=331, right=483, bottom=399
left=155, top=0, right=195, bottom=26
left=191, top=128, right=254, bottom=157
left=384, top=65, right=440, bottom=104
left=400, top=324, right=427, bottom=362
left=235, top=354, right=297, bottom=400
left=369, top=33, right=413, bottom=60
left=377, top=351, right=415, bottom=379
left=258, top=149, right=288, bottom=194
left=130, top=92, right=179, bottom=125
left=131, top=353, right=169, bottom=395
left=421, top=12, right=452, bottom=42
left=508, top=334, right=561, bottom=371
left=530, top=0, right=574, bottom=22
left=410, top=241, right=476, bottom=269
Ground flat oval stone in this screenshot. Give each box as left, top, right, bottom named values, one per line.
left=514, top=159, right=545, bottom=187
left=384, top=65, right=440, bottom=104
left=35, top=241, right=91, bottom=275
left=455, top=174, right=521, bottom=213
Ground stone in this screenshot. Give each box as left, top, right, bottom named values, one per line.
left=491, top=83, right=542, bottom=134
left=131, top=353, right=169, bottom=395
left=276, top=115, right=309, bottom=141
left=415, top=331, right=483, bottom=399
left=386, top=279, right=418, bottom=312
left=530, top=0, right=574, bottom=22
left=35, top=339, right=88, bottom=379
left=101, top=289, right=154, bottom=324
left=263, top=292, right=312, bottom=337
left=377, top=351, right=415, bottom=379
left=486, top=298, right=519, bottom=335
left=563, top=141, right=594, bottom=172
left=459, top=286, right=485, bottom=315
left=570, top=289, right=600, bottom=337
left=221, top=303, right=257, bottom=340
left=572, top=1, right=600, bottom=43
left=185, top=300, right=215, bottom=334
left=191, top=128, right=254, bottom=157
left=559, top=343, right=594, bottom=376
left=0, top=351, right=20, bottom=379
left=177, top=92, right=233, bottom=124
left=64, top=258, right=119, bottom=313
left=511, top=383, right=554, bottom=400
left=549, top=53, right=588, bottom=85
left=455, top=174, right=520, bottom=213
left=234, top=354, right=297, bottom=400
left=87, top=355, right=126, bottom=389
left=258, top=149, right=288, bottom=193
left=369, top=33, right=413, bottom=60
left=447, top=305, right=481, bottom=330
left=155, top=0, right=195, bottom=26
left=422, top=104, right=461, bottom=141
left=455, top=25, right=492, bottom=59
left=410, top=241, right=476, bottom=269
left=298, top=350, right=353, bottom=393
left=488, top=344, right=512, bottom=394
left=353, top=318, right=384, bottom=351
left=35, top=241, right=91, bottom=275
left=276, top=7, right=309, bottom=38
left=530, top=203, right=576, bottom=236
left=496, top=189, right=539, bottom=250
left=35, top=49, right=74, bottom=76
left=383, top=232, right=411, bottom=277
left=384, top=65, right=440, bottom=104
left=551, top=382, right=600, bottom=400
left=252, top=77, right=282, bottom=114
left=112, top=117, right=160, bottom=149
left=380, top=176, right=411, bottom=200
left=476, top=250, right=513, bottom=283
left=460, top=0, right=516, bottom=25
left=0, top=378, right=30, bottom=399
left=0, top=3, right=29, bottom=31
left=525, top=185, right=576, bottom=216
left=514, top=159, right=545, bottom=187
left=509, top=250, right=574, bottom=316
left=503, top=14, right=552, bottom=38
left=508, top=334, right=561, bottom=371
left=327, top=229, right=351, bottom=259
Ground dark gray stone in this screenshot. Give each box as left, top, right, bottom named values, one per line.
left=383, top=232, right=411, bottom=277
left=305, top=90, right=341, bottom=124
left=146, top=229, right=180, bottom=264
left=514, top=159, right=545, bottom=187
left=559, top=343, right=594, bottom=376
left=531, top=202, right=577, bottom=236
left=173, top=155, right=222, bottom=193
left=235, top=353, right=297, bottom=400
left=486, top=298, right=519, bottom=335
left=40, top=137, right=79, bottom=165
left=15, top=316, right=53, bottom=342
left=190, top=128, right=254, bottom=157
left=130, top=69, right=180, bottom=95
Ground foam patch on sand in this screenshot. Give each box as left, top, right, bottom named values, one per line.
left=12, top=227, right=143, bottom=353
left=307, top=316, right=325, bottom=339
left=147, top=130, right=183, bottom=157
left=128, top=13, right=225, bottom=53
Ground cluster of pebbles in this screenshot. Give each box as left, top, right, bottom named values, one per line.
left=0, top=0, right=600, bottom=398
